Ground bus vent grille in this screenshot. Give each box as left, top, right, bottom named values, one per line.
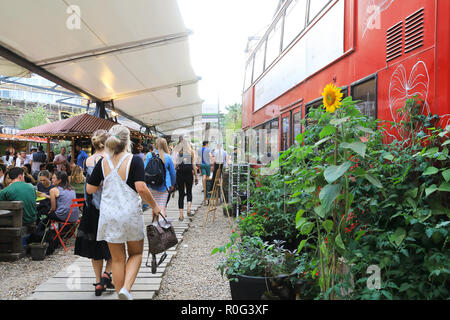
left=386, top=21, right=403, bottom=62
left=404, top=8, right=424, bottom=53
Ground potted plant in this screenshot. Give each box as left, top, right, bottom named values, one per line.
left=212, top=234, right=313, bottom=300
left=28, top=219, right=49, bottom=261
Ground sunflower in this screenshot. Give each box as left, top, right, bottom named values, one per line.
left=322, top=83, right=343, bottom=113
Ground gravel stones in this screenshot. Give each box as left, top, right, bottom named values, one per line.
left=0, top=241, right=78, bottom=300
left=154, top=206, right=235, bottom=300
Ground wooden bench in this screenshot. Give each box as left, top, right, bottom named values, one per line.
left=0, top=202, right=23, bottom=228
left=0, top=201, right=26, bottom=261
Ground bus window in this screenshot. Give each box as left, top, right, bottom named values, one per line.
left=281, top=115, right=290, bottom=150
left=253, top=41, right=266, bottom=81
left=283, top=0, right=307, bottom=51
left=266, top=18, right=283, bottom=68
left=308, top=0, right=331, bottom=23
left=351, top=77, right=377, bottom=119
left=293, top=111, right=302, bottom=143
left=305, top=98, right=322, bottom=127
left=243, top=57, right=254, bottom=91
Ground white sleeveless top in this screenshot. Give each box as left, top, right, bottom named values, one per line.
left=96, top=153, right=145, bottom=243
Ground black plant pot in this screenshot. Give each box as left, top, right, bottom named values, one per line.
left=229, top=274, right=296, bottom=300
left=29, top=242, right=48, bottom=261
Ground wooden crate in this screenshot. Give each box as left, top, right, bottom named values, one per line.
left=0, top=201, right=23, bottom=228
left=0, top=226, right=27, bottom=261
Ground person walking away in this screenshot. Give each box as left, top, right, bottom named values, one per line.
left=75, top=129, right=114, bottom=296
left=173, top=137, right=198, bottom=220
left=86, top=125, right=162, bottom=300
left=75, top=143, right=88, bottom=170
left=0, top=167, right=38, bottom=232
left=30, top=146, right=46, bottom=177
left=53, top=147, right=68, bottom=171
left=212, top=143, right=228, bottom=183
left=197, top=141, right=211, bottom=204
left=144, top=137, right=176, bottom=218
left=69, top=165, right=86, bottom=199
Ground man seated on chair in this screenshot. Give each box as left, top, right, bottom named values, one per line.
left=0, top=167, right=38, bottom=231
left=46, top=171, right=79, bottom=223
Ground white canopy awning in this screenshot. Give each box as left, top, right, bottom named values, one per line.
left=0, top=0, right=202, bottom=135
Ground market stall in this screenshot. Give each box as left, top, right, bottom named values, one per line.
left=17, top=112, right=150, bottom=161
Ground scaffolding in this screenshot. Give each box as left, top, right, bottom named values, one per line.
left=228, top=163, right=250, bottom=216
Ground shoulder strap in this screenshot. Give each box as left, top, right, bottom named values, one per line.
left=115, top=153, right=130, bottom=170
left=125, top=154, right=133, bottom=182
left=104, top=154, right=114, bottom=171
left=201, top=147, right=205, bottom=164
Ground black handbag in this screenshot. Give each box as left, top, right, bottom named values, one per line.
left=145, top=213, right=178, bottom=273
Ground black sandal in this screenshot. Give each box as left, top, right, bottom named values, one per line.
left=93, top=282, right=105, bottom=296
left=101, top=272, right=114, bottom=289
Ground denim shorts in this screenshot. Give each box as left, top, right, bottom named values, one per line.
left=200, top=163, right=211, bottom=177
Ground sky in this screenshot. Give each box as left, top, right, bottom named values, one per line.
left=177, top=0, right=280, bottom=112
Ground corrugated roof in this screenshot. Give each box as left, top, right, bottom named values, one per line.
left=17, top=113, right=145, bottom=139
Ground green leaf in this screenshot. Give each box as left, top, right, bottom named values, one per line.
left=442, top=169, right=450, bottom=182
left=319, top=125, right=336, bottom=139
left=383, top=152, right=394, bottom=161
left=405, top=187, right=418, bottom=199
left=296, top=210, right=306, bottom=228
left=364, top=173, right=383, bottom=189
left=314, top=136, right=331, bottom=147
left=424, top=147, right=439, bottom=157
left=356, top=125, right=375, bottom=135
left=314, top=205, right=327, bottom=219
left=335, top=234, right=345, bottom=250
left=297, top=239, right=307, bottom=253
left=438, top=182, right=450, bottom=192
left=341, top=141, right=367, bottom=158
left=389, top=227, right=406, bottom=247
left=425, top=184, right=438, bottom=197
left=324, top=162, right=352, bottom=183
left=423, top=166, right=439, bottom=176
left=330, top=116, right=350, bottom=126
left=319, top=184, right=342, bottom=212
left=300, top=222, right=314, bottom=235
left=322, top=220, right=334, bottom=233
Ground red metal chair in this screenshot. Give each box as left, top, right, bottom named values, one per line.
left=51, top=198, right=84, bottom=252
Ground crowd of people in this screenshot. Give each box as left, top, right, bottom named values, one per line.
left=0, top=129, right=230, bottom=300
left=0, top=144, right=87, bottom=233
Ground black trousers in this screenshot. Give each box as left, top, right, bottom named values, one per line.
left=177, top=168, right=193, bottom=209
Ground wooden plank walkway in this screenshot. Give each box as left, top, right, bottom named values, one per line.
left=26, top=184, right=204, bottom=300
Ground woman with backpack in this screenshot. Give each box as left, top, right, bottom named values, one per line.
left=144, top=137, right=177, bottom=219
left=86, top=125, right=162, bottom=300
left=173, top=136, right=198, bottom=220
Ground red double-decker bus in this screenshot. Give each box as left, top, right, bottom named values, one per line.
left=241, top=0, right=450, bottom=163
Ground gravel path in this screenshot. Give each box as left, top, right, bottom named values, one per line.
left=0, top=240, right=78, bottom=300
left=0, top=203, right=236, bottom=300
left=154, top=205, right=236, bottom=300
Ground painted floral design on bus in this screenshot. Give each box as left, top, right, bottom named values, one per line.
left=388, top=60, right=430, bottom=140
left=362, top=0, right=396, bottom=38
